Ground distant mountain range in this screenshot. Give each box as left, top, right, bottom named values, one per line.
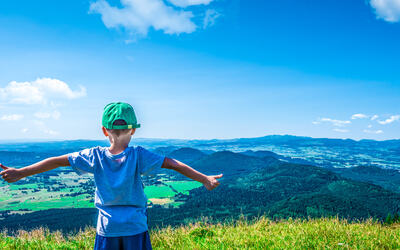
left=1, top=134, right=399, bottom=150
left=1, top=135, right=398, bottom=169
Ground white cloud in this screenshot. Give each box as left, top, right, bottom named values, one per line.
left=44, top=129, right=59, bottom=136
left=167, top=0, right=213, bottom=7
left=34, top=111, right=61, bottom=120
left=319, top=118, right=351, bottom=127
left=377, top=115, right=400, bottom=125
left=0, top=78, right=86, bottom=105
left=370, top=0, right=400, bottom=22
left=364, top=129, right=384, bottom=134
left=203, top=9, right=220, bottom=28
left=33, top=120, right=45, bottom=127
left=1, top=114, right=24, bottom=121
left=371, top=115, right=379, bottom=120
left=33, top=120, right=59, bottom=136
left=333, top=128, right=349, bottom=133
left=21, top=128, right=28, bottom=133
left=90, top=0, right=198, bottom=36
left=351, top=113, right=368, bottom=120
left=367, top=124, right=373, bottom=128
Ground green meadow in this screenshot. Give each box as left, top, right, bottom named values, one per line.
left=0, top=173, right=203, bottom=213
left=1, top=217, right=399, bottom=249
left=166, top=181, right=203, bottom=195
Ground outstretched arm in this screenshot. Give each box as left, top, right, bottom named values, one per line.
left=161, top=157, right=223, bottom=191
left=0, top=155, right=70, bottom=183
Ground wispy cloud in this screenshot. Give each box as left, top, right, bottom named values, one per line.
left=370, top=0, right=400, bottom=22
left=318, top=118, right=351, bottom=127
left=34, top=111, right=61, bottom=120
left=351, top=113, right=368, bottom=120
left=364, top=129, right=384, bottom=134
left=1, top=114, right=24, bottom=121
left=33, top=120, right=59, bottom=136
left=378, top=115, right=400, bottom=125
left=90, top=0, right=203, bottom=36
left=333, top=128, right=349, bottom=133
left=203, top=9, right=220, bottom=28
left=44, top=129, right=59, bottom=136
left=370, top=115, right=379, bottom=121
left=0, top=78, right=86, bottom=105
left=167, top=0, right=213, bottom=7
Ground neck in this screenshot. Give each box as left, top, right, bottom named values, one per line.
left=108, top=143, right=128, bottom=155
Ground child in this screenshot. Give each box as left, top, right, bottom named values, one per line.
left=0, top=102, right=223, bottom=250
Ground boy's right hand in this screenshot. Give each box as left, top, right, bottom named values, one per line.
left=0, top=164, right=24, bottom=183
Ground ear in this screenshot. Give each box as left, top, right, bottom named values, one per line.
left=131, top=128, right=136, bottom=135
left=102, top=126, right=109, bottom=137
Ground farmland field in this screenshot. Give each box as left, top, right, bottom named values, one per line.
left=0, top=169, right=203, bottom=216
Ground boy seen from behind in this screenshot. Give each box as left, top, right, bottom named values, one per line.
left=0, top=102, right=223, bottom=250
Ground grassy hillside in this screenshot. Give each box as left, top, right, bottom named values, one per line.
left=0, top=216, right=399, bottom=249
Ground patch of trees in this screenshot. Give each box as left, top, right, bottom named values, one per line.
left=0, top=208, right=98, bottom=236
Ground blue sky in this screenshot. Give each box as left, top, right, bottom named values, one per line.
left=0, top=0, right=399, bottom=141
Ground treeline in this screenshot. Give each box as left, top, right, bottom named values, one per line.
left=0, top=208, right=98, bottom=235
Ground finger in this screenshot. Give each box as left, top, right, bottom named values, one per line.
left=0, top=163, right=8, bottom=170
left=0, top=171, right=7, bottom=175
left=4, top=176, right=15, bottom=181
left=214, top=174, right=223, bottom=179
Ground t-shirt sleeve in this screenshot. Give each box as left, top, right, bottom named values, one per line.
left=67, top=147, right=98, bottom=175
left=137, top=146, right=166, bottom=175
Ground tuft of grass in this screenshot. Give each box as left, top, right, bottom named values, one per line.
left=1, top=216, right=400, bottom=249
left=0, top=226, right=96, bottom=250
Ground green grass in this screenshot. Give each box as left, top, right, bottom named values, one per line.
left=8, top=184, right=39, bottom=191
left=166, top=181, right=202, bottom=195
left=0, top=194, right=93, bottom=211
left=1, top=216, right=400, bottom=249
left=144, top=185, right=176, bottom=199
left=0, top=172, right=94, bottom=212
left=144, top=181, right=202, bottom=198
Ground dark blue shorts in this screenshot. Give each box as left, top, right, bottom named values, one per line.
left=94, top=231, right=152, bottom=250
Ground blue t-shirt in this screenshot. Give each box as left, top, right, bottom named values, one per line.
left=67, top=145, right=166, bottom=237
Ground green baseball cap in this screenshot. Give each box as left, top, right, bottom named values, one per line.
left=102, top=102, right=141, bottom=129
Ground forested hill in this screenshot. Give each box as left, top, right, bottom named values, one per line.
left=148, top=152, right=400, bottom=228
left=330, top=165, right=400, bottom=193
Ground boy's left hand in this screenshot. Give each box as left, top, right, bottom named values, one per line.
left=0, top=164, right=24, bottom=183
left=203, top=174, right=223, bottom=191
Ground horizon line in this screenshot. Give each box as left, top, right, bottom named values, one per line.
left=0, top=134, right=399, bottom=144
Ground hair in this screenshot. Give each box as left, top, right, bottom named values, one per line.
left=106, top=119, right=132, bottom=137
